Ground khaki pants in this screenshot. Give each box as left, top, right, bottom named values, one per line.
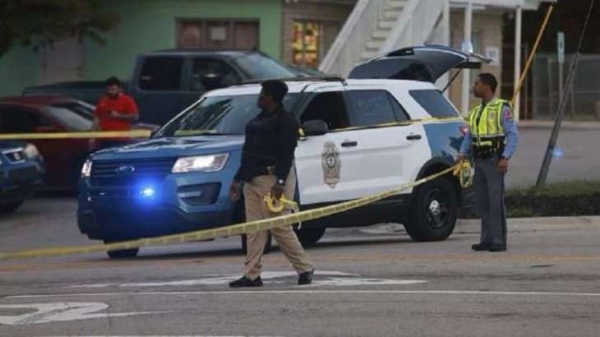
left=243, top=170, right=313, bottom=280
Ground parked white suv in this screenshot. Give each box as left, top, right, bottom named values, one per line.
left=78, top=46, right=484, bottom=258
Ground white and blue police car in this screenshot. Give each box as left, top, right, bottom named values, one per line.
left=78, top=46, right=483, bottom=258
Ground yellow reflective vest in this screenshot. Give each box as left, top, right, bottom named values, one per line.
left=467, top=98, right=508, bottom=147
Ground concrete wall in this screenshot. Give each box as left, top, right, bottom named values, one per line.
left=0, top=0, right=282, bottom=96
left=448, top=11, right=504, bottom=112
left=0, top=48, right=40, bottom=97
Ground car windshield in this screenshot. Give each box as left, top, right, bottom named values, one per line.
left=233, top=53, right=297, bottom=79
left=156, top=93, right=299, bottom=137
left=43, top=102, right=94, bottom=131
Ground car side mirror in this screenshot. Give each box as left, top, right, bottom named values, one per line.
left=301, top=120, right=328, bottom=137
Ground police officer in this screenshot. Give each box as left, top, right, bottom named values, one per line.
left=228, top=80, right=314, bottom=288
left=457, top=73, right=519, bottom=252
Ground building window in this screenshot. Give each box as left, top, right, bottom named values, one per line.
left=292, top=21, right=340, bottom=68
left=177, top=19, right=259, bottom=50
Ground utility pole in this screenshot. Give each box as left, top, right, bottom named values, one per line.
left=461, top=0, right=474, bottom=116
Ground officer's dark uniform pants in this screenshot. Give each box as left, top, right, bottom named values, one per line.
left=474, top=157, right=508, bottom=247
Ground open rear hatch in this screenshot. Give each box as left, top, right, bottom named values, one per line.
left=348, top=45, right=491, bottom=83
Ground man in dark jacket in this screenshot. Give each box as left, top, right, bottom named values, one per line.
left=229, top=80, right=314, bottom=288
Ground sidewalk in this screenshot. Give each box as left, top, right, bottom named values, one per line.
left=347, top=216, right=600, bottom=236
left=518, top=120, right=600, bottom=130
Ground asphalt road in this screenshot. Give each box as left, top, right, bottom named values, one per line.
left=1, top=199, right=600, bottom=337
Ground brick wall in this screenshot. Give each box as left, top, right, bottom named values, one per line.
left=282, top=0, right=354, bottom=65
left=449, top=11, right=504, bottom=113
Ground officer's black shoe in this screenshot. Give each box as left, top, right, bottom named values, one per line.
left=229, top=276, right=263, bottom=288
left=298, top=269, right=315, bottom=285
left=488, top=244, right=507, bottom=252
left=471, top=243, right=491, bottom=251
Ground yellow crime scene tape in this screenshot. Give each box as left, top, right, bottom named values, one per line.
left=0, top=163, right=471, bottom=261
left=0, top=116, right=465, bottom=141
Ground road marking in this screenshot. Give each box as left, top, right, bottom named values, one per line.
left=64, top=271, right=426, bottom=289
left=8, top=289, right=600, bottom=299
left=0, top=302, right=165, bottom=325
left=44, top=336, right=281, bottom=337
left=66, top=271, right=356, bottom=289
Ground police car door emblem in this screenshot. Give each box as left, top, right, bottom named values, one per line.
left=322, top=141, right=341, bottom=188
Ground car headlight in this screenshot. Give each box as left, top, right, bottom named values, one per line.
left=81, top=160, right=92, bottom=178
left=172, top=153, right=229, bottom=173
left=24, top=144, right=40, bottom=159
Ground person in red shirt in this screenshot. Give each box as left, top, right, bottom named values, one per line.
left=90, top=77, right=139, bottom=150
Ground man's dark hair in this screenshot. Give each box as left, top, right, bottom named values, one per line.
left=261, top=80, right=288, bottom=104
left=478, top=73, right=498, bottom=93
left=105, top=76, right=122, bottom=87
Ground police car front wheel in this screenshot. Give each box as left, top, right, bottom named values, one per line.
left=404, top=176, right=458, bottom=242
left=104, top=239, right=140, bottom=259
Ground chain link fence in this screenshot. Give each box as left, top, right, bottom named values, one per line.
left=532, top=53, right=600, bottom=121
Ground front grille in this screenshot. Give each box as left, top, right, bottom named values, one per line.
left=8, top=166, right=38, bottom=184
left=91, top=157, right=177, bottom=187
left=3, top=149, right=26, bottom=163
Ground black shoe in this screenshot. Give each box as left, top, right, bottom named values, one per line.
left=298, top=269, right=315, bottom=285
left=229, top=276, right=263, bottom=288
left=471, top=243, right=491, bottom=251
left=488, top=244, right=507, bottom=252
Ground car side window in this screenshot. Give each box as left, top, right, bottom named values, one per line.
left=190, top=58, right=241, bottom=91
left=299, top=91, right=351, bottom=131
left=345, top=90, right=399, bottom=127
left=388, top=95, right=410, bottom=122
left=0, top=108, right=52, bottom=133
left=409, top=89, right=460, bottom=118
left=138, top=57, right=184, bottom=91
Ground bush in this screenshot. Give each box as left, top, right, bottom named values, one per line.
left=506, top=180, right=600, bottom=217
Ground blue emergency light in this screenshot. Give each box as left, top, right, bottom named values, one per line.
left=140, top=187, right=156, bottom=198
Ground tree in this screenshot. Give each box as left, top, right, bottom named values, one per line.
left=0, top=0, right=119, bottom=57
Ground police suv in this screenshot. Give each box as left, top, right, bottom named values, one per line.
left=78, top=46, right=482, bottom=258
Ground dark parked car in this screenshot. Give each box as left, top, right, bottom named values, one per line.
left=23, top=49, right=298, bottom=126
left=0, top=96, right=158, bottom=190
left=0, top=141, right=44, bottom=213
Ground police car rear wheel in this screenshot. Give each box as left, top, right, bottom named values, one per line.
left=0, top=200, right=24, bottom=214
left=405, top=176, right=457, bottom=242
left=294, top=227, right=326, bottom=247
left=104, top=240, right=140, bottom=259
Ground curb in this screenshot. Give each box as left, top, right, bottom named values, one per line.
left=518, top=121, right=600, bottom=130
left=343, top=216, right=600, bottom=236
left=457, top=216, right=600, bottom=234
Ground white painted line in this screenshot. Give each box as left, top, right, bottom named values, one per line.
left=307, top=278, right=426, bottom=287
left=9, top=289, right=600, bottom=299
left=66, top=271, right=358, bottom=289
left=0, top=302, right=166, bottom=325
left=44, top=336, right=281, bottom=337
